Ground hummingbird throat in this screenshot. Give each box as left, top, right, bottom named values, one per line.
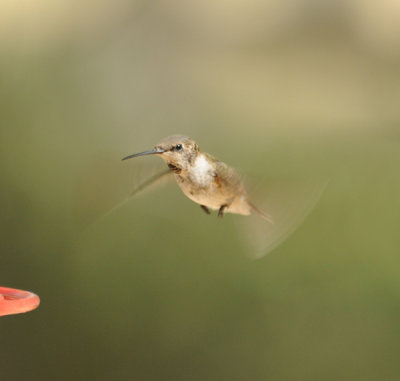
left=167, top=163, right=182, bottom=174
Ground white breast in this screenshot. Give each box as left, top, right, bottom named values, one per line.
left=190, top=154, right=214, bottom=187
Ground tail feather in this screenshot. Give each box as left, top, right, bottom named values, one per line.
left=237, top=178, right=328, bottom=259
left=249, top=201, right=275, bottom=224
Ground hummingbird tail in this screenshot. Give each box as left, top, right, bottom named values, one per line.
left=249, top=202, right=275, bottom=224
left=237, top=178, right=329, bottom=259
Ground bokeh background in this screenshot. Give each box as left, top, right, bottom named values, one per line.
left=1, top=1, right=400, bottom=380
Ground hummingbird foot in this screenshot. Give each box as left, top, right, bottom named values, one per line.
left=200, top=205, right=211, bottom=215
left=218, top=204, right=228, bottom=218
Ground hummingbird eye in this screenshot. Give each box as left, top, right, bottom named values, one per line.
left=175, top=144, right=183, bottom=151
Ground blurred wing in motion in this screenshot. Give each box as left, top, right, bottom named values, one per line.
left=71, top=155, right=172, bottom=228
left=99, top=167, right=172, bottom=221
left=236, top=178, right=328, bottom=259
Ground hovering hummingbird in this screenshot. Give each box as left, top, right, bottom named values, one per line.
left=122, top=135, right=273, bottom=222
left=117, top=135, right=327, bottom=258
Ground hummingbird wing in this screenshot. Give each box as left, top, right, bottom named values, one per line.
left=236, top=178, right=328, bottom=259
left=127, top=168, right=172, bottom=198
left=72, top=155, right=173, bottom=228
left=96, top=167, right=173, bottom=222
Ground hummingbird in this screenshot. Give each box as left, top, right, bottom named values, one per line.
left=122, top=135, right=273, bottom=222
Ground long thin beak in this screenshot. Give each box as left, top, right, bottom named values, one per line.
left=122, top=148, right=165, bottom=161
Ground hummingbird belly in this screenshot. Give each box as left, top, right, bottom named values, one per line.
left=176, top=175, right=251, bottom=216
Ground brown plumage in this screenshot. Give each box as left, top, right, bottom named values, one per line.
left=122, top=135, right=272, bottom=221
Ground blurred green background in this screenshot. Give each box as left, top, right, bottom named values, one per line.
left=1, top=1, right=400, bottom=380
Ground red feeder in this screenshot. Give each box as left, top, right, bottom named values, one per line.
left=0, top=287, right=40, bottom=317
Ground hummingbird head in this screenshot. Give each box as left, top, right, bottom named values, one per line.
left=122, top=135, right=199, bottom=172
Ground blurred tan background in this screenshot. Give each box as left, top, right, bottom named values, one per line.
left=1, top=1, right=400, bottom=380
